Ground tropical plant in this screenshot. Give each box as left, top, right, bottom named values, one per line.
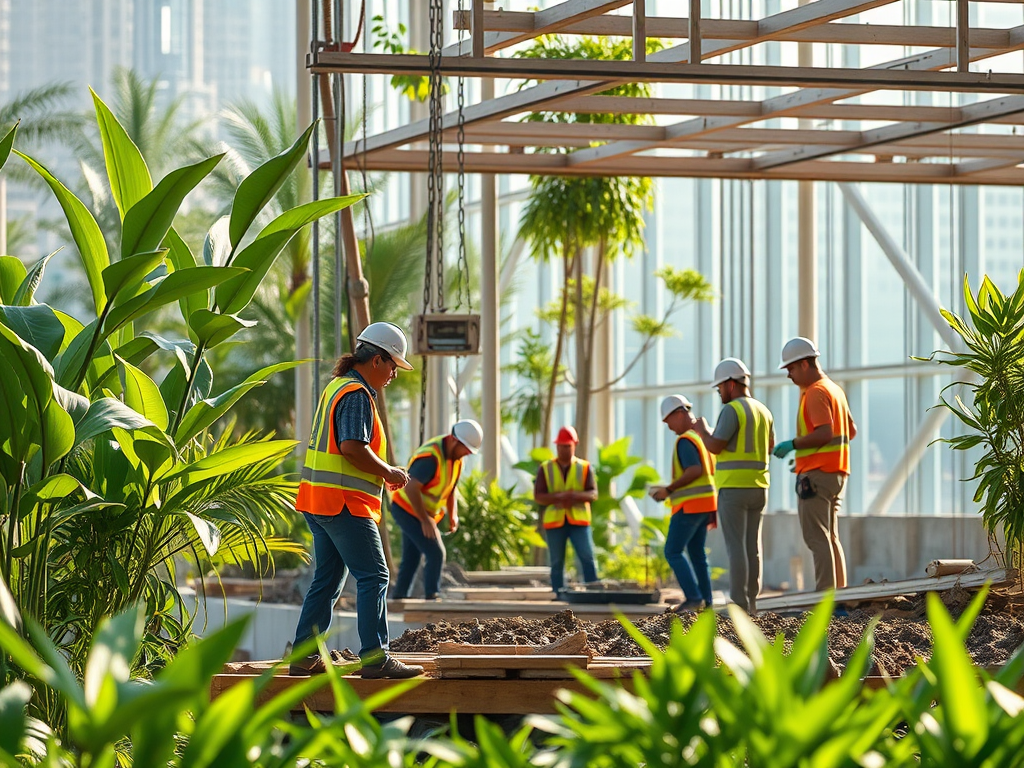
left=0, top=90, right=360, bottom=715
left=516, top=35, right=714, bottom=456
left=503, top=327, right=559, bottom=448
left=928, top=271, right=1024, bottom=563
left=444, top=470, right=545, bottom=572
left=371, top=15, right=442, bottom=102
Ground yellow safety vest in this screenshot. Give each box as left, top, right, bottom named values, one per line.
left=715, top=397, right=773, bottom=490
left=391, top=436, right=463, bottom=523
left=540, top=458, right=592, bottom=529
left=669, top=431, right=717, bottom=516
left=296, top=376, right=388, bottom=523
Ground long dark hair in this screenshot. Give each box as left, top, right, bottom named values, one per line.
left=332, top=343, right=387, bottom=378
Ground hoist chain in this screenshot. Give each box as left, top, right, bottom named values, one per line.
left=455, top=0, right=470, bottom=313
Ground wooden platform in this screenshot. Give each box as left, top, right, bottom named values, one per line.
left=393, top=597, right=665, bottom=623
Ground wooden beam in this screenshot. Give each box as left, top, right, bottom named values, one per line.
left=753, top=94, right=1024, bottom=169
left=633, top=0, right=646, bottom=62
left=451, top=11, right=1012, bottom=50
left=957, top=0, right=971, bottom=72
left=471, top=0, right=484, bottom=58
left=689, top=0, right=701, bottom=63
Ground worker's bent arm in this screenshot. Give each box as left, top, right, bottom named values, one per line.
left=793, top=423, right=833, bottom=450
left=535, top=490, right=569, bottom=506
left=403, top=479, right=433, bottom=524
left=569, top=488, right=598, bottom=504
left=849, top=418, right=858, bottom=441
left=340, top=439, right=393, bottom=478
left=694, top=419, right=727, bottom=454
left=666, top=464, right=703, bottom=492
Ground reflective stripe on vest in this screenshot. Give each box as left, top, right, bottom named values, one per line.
left=795, top=377, right=852, bottom=475
left=296, top=376, right=388, bottom=522
left=541, top=458, right=592, bottom=528
left=391, top=436, right=463, bottom=523
left=670, top=431, right=717, bottom=515
left=715, top=397, right=773, bottom=490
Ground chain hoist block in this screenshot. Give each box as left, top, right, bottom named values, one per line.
left=413, top=313, right=481, bottom=356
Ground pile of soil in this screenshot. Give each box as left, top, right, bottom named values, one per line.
left=391, top=587, right=1024, bottom=677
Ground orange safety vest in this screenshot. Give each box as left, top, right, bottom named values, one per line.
left=795, top=377, right=852, bottom=476
left=391, top=435, right=463, bottom=523
left=540, top=458, right=592, bottom=529
left=296, top=376, right=388, bottom=522
left=669, top=431, right=718, bottom=519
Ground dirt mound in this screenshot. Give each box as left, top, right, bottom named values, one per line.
left=390, top=589, right=1024, bottom=676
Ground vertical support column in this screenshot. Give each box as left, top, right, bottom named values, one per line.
left=472, top=0, right=485, bottom=57
left=956, top=0, right=970, bottom=73
left=688, top=0, right=701, bottom=63
left=632, top=0, right=646, bottom=62
left=797, top=0, right=816, bottom=343
left=480, top=78, right=501, bottom=479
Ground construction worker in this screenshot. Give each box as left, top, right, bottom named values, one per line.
left=694, top=358, right=774, bottom=614
left=773, top=337, right=858, bottom=592
left=290, top=322, right=422, bottom=680
left=650, top=395, right=716, bottom=612
left=534, top=426, right=600, bottom=596
left=390, top=419, right=484, bottom=600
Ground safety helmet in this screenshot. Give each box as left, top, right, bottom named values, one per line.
left=554, top=426, right=579, bottom=445
left=356, top=322, right=413, bottom=370
left=711, top=357, right=751, bottom=388
left=779, top=336, right=820, bottom=369
left=660, top=394, right=693, bottom=422
left=452, top=419, right=483, bottom=454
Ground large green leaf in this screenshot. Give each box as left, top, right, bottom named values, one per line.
left=174, top=360, right=304, bottom=447
left=101, top=249, right=167, bottom=305
left=16, top=150, right=110, bottom=315
left=163, top=439, right=297, bottom=487
left=160, top=357, right=213, bottom=421
left=12, top=249, right=60, bottom=307
left=74, top=398, right=156, bottom=447
left=228, top=121, right=317, bottom=252
left=215, top=195, right=363, bottom=314
left=0, top=256, right=28, bottom=303
left=0, top=121, right=17, bottom=176
left=121, top=154, right=223, bottom=259
left=927, top=592, right=987, bottom=753
left=187, top=309, right=256, bottom=349
left=164, top=227, right=205, bottom=328
left=0, top=305, right=66, bottom=362
left=0, top=678, right=30, bottom=756
left=103, top=266, right=247, bottom=337
left=90, top=88, right=153, bottom=218
left=117, top=356, right=169, bottom=431
left=55, top=319, right=114, bottom=392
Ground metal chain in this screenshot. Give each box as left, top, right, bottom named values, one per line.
left=455, top=0, right=470, bottom=313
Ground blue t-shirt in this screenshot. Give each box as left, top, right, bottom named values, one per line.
left=408, top=439, right=447, bottom=485
left=332, top=371, right=377, bottom=450
left=676, top=437, right=701, bottom=470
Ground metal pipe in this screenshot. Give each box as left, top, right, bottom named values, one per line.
left=311, top=0, right=321, bottom=396
left=481, top=78, right=501, bottom=479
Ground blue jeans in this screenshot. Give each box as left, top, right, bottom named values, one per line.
left=390, top=502, right=446, bottom=598
left=545, top=524, right=599, bottom=593
left=664, top=511, right=713, bottom=605
left=293, top=509, right=390, bottom=661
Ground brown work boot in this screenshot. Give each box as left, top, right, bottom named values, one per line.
left=668, top=599, right=707, bottom=614
left=359, top=655, right=424, bottom=679
left=288, top=648, right=360, bottom=676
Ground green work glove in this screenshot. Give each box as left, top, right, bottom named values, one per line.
left=773, top=439, right=796, bottom=459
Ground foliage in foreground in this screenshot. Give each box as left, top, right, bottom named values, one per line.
left=2, top=581, right=1024, bottom=767
left=0, top=88, right=360, bottom=707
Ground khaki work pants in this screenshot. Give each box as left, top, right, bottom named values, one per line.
left=796, top=469, right=848, bottom=591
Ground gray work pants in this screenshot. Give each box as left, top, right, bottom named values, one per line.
left=717, top=488, right=767, bottom=614
left=796, top=469, right=848, bottom=591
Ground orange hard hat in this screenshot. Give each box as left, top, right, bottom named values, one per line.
left=554, top=426, right=579, bottom=445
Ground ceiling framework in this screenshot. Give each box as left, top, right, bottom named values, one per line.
left=312, top=0, right=1024, bottom=185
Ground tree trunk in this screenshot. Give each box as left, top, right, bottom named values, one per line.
left=541, top=248, right=573, bottom=447
left=574, top=246, right=592, bottom=459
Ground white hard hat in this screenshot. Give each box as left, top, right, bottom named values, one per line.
left=452, top=419, right=483, bottom=454
left=779, top=336, right=820, bottom=369
left=660, top=394, right=693, bottom=422
left=711, top=357, right=751, bottom=388
left=356, top=322, right=413, bottom=370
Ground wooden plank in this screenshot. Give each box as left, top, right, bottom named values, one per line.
left=437, top=654, right=590, bottom=670
left=444, top=586, right=557, bottom=600
left=440, top=668, right=509, bottom=678
left=757, top=567, right=1014, bottom=613
left=211, top=673, right=631, bottom=714
left=438, top=643, right=536, bottom=655
left=399, top=599, right=667, bottom=623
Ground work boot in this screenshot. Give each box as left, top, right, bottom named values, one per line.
left=669, top=599, right=706, bottom=614
left=359, top=655, right=424, bottom=679
left=288, top=648, right=360, bottom=676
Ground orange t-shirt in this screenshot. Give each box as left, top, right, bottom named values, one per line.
left=795, top=377, right=853, bottom=475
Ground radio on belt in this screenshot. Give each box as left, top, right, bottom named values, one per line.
left=412, top=313, right=481, bottom=355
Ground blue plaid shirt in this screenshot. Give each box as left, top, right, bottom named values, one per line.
left=332, top=371, right=377, bottom=450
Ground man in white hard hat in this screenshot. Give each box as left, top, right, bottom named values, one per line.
left=650, top=395, right=716, bottom=612
left=694, top=358, right=774, bottom=614
left=773, top=337, right=857, bottom=592
left=534, top=425, right=600, bottom=596
left=291, top=322, right=423, bottom=679
left=390, top=419, right=482, bottom=600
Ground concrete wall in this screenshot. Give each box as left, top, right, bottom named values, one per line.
left=705, top=512, right=1000, bottom=591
